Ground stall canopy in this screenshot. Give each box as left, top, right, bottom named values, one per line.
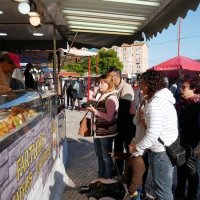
left=0, top=0, right=200, bottom=50
left=59, top=48, right=97, bottom=57
left=150, top=56, right=200, bottom=77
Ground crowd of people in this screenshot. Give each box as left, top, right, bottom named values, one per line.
left=1, top=51, right=200, bottom=199
left=64, top=76, right=85, bottom=110
left=75, top=68, right=200, bottom=200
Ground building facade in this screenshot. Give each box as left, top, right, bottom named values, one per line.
left=112, top=42, right=148, bottom=76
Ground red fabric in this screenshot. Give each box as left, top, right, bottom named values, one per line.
left=7, top=52, right=21, bottom=68
left=149, top=56, right=200, bottom=77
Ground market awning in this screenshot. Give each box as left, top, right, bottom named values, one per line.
left=0, top=0, right=200, bottom=49
left=59, top=48, right=97, bottom=57
left=149, top=55, right=200, bottom=77
left=57, top=0, right=200, bottom=47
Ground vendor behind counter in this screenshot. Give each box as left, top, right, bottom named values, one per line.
left=0, top=52, right=22, bottom=94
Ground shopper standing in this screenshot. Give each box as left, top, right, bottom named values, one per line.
left=129, top=71, right=178, bottom=200
left=108, top=68, right=135, bottom=175
left=77, top=79, right=85, bottom=110
left=175, top=77, right=200, bottom=200
left=87, top=74, right=119, bottom=178
left=65, top=76, right=74, bottom=109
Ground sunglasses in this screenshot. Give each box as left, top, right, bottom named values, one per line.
left=181, top=85, right=189, bottom=90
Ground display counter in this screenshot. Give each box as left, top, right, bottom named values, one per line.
left=0, top=90, right=67, bottom=200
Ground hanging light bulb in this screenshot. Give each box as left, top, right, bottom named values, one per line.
left=18, top=2, right=30, bottom=14
left=29, top=16, right=41, bottom=26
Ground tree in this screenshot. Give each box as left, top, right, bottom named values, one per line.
left=97, top=49, right=123, bottom=74
left=61, top=63, right=85, bottom=75
left=61, top=48, right=123, bottom=75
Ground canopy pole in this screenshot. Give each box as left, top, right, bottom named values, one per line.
left=53, top=27, right=58, bottom=93
left=61, top=32, right=78, bottom=67
left=178, top=17, right=181, bottom=56
left=87, top=56, right=91, bottom=102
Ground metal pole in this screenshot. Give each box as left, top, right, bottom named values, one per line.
left=87, top=56, right=91, bottom=102
left=53, top=27, right=58, bottom=92
left=61, top=32, right=78, bottom=67
left=178, top=17, right=181, bottom=56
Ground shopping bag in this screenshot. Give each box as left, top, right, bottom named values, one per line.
left=78, top=111, right=92, bottom=137
left=158, top=136, right=190, bottom=167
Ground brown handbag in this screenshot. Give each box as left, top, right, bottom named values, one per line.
left=78, top=111, right=92, bottom=137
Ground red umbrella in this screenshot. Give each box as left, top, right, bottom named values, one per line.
left=150, top=56, right=200, bottom=78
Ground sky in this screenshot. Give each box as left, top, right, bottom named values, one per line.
left=146, top=4, right=200, bottom=68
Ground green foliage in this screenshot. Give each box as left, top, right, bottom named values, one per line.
left=62, top=63, right=85, bottom=75
left=98, top=49, right=123, bottom=74
left=61, top=49, right=123, bottom=75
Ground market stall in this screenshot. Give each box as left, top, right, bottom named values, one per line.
left=149, top=55, right=200, bottom=78
left=1, top=1, right=200, bottom=200
left=0, top=89, right=67, bottom=200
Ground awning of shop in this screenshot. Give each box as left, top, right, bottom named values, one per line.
left=59, top=48, right=97, bottom=57
left=0, top=0, right=200, bottom=49
left=56, top=0, right=200, bottom=48
left=149, top=55, right=200, bottom=77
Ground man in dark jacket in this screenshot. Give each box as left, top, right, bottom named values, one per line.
left=24, top=63, right=35, bottom=90
left=108, top=68, right=135, bottom=175
left=65, top=76, right=74, bottom=109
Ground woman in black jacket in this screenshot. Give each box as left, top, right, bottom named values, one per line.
left=175, top=76, right=200, bottom=200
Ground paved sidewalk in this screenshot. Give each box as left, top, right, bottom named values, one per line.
left=61, top=108, right=98, bottom=200
left=61, top=107, right=200, bottom=200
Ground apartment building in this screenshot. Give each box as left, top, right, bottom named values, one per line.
left=112, top=42, right=148, bottom=76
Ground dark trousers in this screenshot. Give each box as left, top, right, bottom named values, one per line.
left=114, top=120, right=136, bottom=175
left=175, top=153, right=199, bottom=200
left=67, top=91, right=73, bottom=107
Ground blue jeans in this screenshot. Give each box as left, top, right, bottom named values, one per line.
left=149, top=151, right=174, bottom=200
left=93, top=137, right=114, bottom=178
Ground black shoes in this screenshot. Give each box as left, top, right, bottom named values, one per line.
left=78, top=185, right=91, bottom=194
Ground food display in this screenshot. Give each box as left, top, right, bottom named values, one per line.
left=0, top=91, right=42, bottom=139
left=0, top=107, right=37, bottom=137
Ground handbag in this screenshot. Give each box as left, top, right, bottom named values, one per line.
left=79, top=179, right=126, bottom=200
left=158, top=136, right=188, bottom=167
left=78, top=111, right=92, bottom=137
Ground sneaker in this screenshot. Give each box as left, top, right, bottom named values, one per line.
left=78, top=185, right=91, bottom=194
left=141, top=192, right=156, bottom=200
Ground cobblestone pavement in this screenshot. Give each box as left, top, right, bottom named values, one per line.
left=61, top=107, right=200, bottom=200
left=61, top=108, right=98, bottom=200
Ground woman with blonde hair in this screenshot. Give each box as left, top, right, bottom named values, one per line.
left=87, top=73, right=119, bottom=178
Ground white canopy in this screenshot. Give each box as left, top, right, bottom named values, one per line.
left=59, top=48, right=97, bottom=57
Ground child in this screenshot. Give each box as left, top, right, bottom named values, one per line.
left=123, top=97, right=147, bottom=200
left=123, top=156, right=146, bottom=200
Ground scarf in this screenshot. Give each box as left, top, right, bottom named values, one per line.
left=176, top=94, right=200, bottom=114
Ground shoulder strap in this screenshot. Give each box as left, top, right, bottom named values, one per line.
left=158, top=137, right=165, bottom=146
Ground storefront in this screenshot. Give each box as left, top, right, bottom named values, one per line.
left=0, top=90, right=67, bottom=200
